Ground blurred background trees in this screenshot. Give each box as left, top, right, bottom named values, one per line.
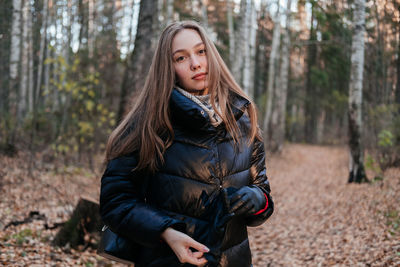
left=0, top=0, right=399, bottom=181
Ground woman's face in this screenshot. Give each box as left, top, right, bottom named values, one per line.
left=172, top=29, right=209, bottom=95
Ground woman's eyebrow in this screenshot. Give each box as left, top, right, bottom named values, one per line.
left=172, top=42, right=204, bottom=55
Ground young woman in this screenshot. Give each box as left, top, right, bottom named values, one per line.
left=100, top=21, right=274, bottom=267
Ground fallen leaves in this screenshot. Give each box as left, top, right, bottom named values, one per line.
left=0, top=144, right=399, bottom=266
left=249, top=144, right=400, bottom=266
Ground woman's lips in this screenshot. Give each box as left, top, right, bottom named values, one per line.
left=192, top=73, right=207, bottom=80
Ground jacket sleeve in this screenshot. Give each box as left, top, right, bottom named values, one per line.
left=99, top=154, right=185, bottom=247
left=245, top=136, right=274, bottom=227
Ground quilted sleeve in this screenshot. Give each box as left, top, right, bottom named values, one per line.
left=99, top=154, right=185, bottom=247
left=245, top=136, right=274, bottom=227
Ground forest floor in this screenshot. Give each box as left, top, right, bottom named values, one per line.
left=0, top=144, right=399, bottom=266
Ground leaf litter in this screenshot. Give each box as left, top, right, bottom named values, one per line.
left=0, top=144, right=399, bottom=266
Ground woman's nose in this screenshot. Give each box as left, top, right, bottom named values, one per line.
left=190, top=56, right=201, bottom=70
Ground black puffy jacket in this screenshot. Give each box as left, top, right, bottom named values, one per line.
left=100, top=89, right=274, bottom=267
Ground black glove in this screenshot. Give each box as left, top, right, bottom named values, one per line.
left=228, top=186, right=266, bottom=217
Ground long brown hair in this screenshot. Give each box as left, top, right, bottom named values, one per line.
left=105, top=21, right=260, bottom=172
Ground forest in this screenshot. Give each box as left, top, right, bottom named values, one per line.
left=0, top=0, right=399, bottom=266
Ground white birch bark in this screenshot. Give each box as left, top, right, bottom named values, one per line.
left=272, top=0, right=292, bottom=151
left=241, top=0, right=251, bottom=95
left=9, top=0, right=22, bottom=107
left=88, top=0, right=94, bottom=59
left=18, top=0, right=30, bottom=119
left=348, top=0, right=367, bottom=182
left=127, top=0, right=138, bottom=52
left=232, top=0, right=246, bottom=84
left=248, top=1, right=258, bottom=99
left=227, top=0, right=235, bottom=68
left=263, top=1, right=281, bottom=133
left=9, top=0, right=22, bottom=80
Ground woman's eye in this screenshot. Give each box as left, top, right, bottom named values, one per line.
left=199, top=49, right=206, bottom=54
left=176, top=56, right=185, bottom=62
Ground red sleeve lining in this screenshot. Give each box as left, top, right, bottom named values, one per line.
left=253, top=193, right=268, bottom=216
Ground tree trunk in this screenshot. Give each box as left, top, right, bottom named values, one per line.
left=0, top=0, right=13, bottom=115
left=396, top=9, right=400, bottom=111
left=77, top=0, right=87, bottom=52
left=372, top=0, right=384, bottom=105
left=227, top=0, right=235, bottom=68
left=304, top=1, right=318, bottom=143
left=64, top=0, right=72, bottom=65
left=242, top=0, right=256, bottom=99
left=53, top=197, right=102, bottom=248
left=88, top=0, right=94, bottom=60
left=9, top=0, right=22, bottom=118
left=254, top=0, right=267, bottom=101
left=126, top=0, right=138, bottom=52
left=28, top=0, right=49, bottom=173
left=242, top=0, right=253, bottom=97
left=271, top=0, right=292, bottom=152
left=263, top=1, right=280, bottom=136
left=27, top=18, right=34, bottom=114
left=18, top=0, right=30, bottom=122
left=35, top=0, right=48, bottom=107
left=232, top=0, right=246, bottom=85
left=118, top=0, right=159, bottom=121
left=348, top=0, right=367, bottom=183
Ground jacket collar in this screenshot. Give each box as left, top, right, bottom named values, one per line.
left=169, top=88, right=250, bottom=131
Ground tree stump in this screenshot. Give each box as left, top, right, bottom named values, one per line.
left=52, top=196, right=103, bottom=248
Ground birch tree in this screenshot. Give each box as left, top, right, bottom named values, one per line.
left=348, top=0, right=367, bottom=183
left=88, top=0, right=95, bottom=60
left=232, top=0, right=246, bottom=84
left=242, top=0, right=256, bottom=99
left=263, top=1, right=280, bottom=135
left=227, top=0, right=235, bottom=68
left=270, top=0, right=292, bottom=152
left=9, top=0, right=22, bottom=115
left=304, top=0, right=318, bottom=143
left=18, top=0, right=31, bottom=120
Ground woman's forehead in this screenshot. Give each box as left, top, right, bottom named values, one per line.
left=172, top=29, right=204, bottom=53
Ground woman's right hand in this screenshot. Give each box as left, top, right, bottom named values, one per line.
left=161, top=227, right=209, bottom=266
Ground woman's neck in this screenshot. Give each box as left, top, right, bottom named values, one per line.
left=181, top=87, right=209, bottom=96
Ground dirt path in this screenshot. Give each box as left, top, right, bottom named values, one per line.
left=249, top=144, right=400, bottom=267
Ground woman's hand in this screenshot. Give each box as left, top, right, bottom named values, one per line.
left=161, top=227, right=209, bottom=266
left=229, top=186, right=266, bottom=216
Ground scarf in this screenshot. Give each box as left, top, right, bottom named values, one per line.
left=176, top=87, right=223, bottom=127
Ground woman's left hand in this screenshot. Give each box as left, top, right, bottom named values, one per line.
left=161, top=227, right=209, bottom=266
left=228, top=186, right=266, bottom=216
